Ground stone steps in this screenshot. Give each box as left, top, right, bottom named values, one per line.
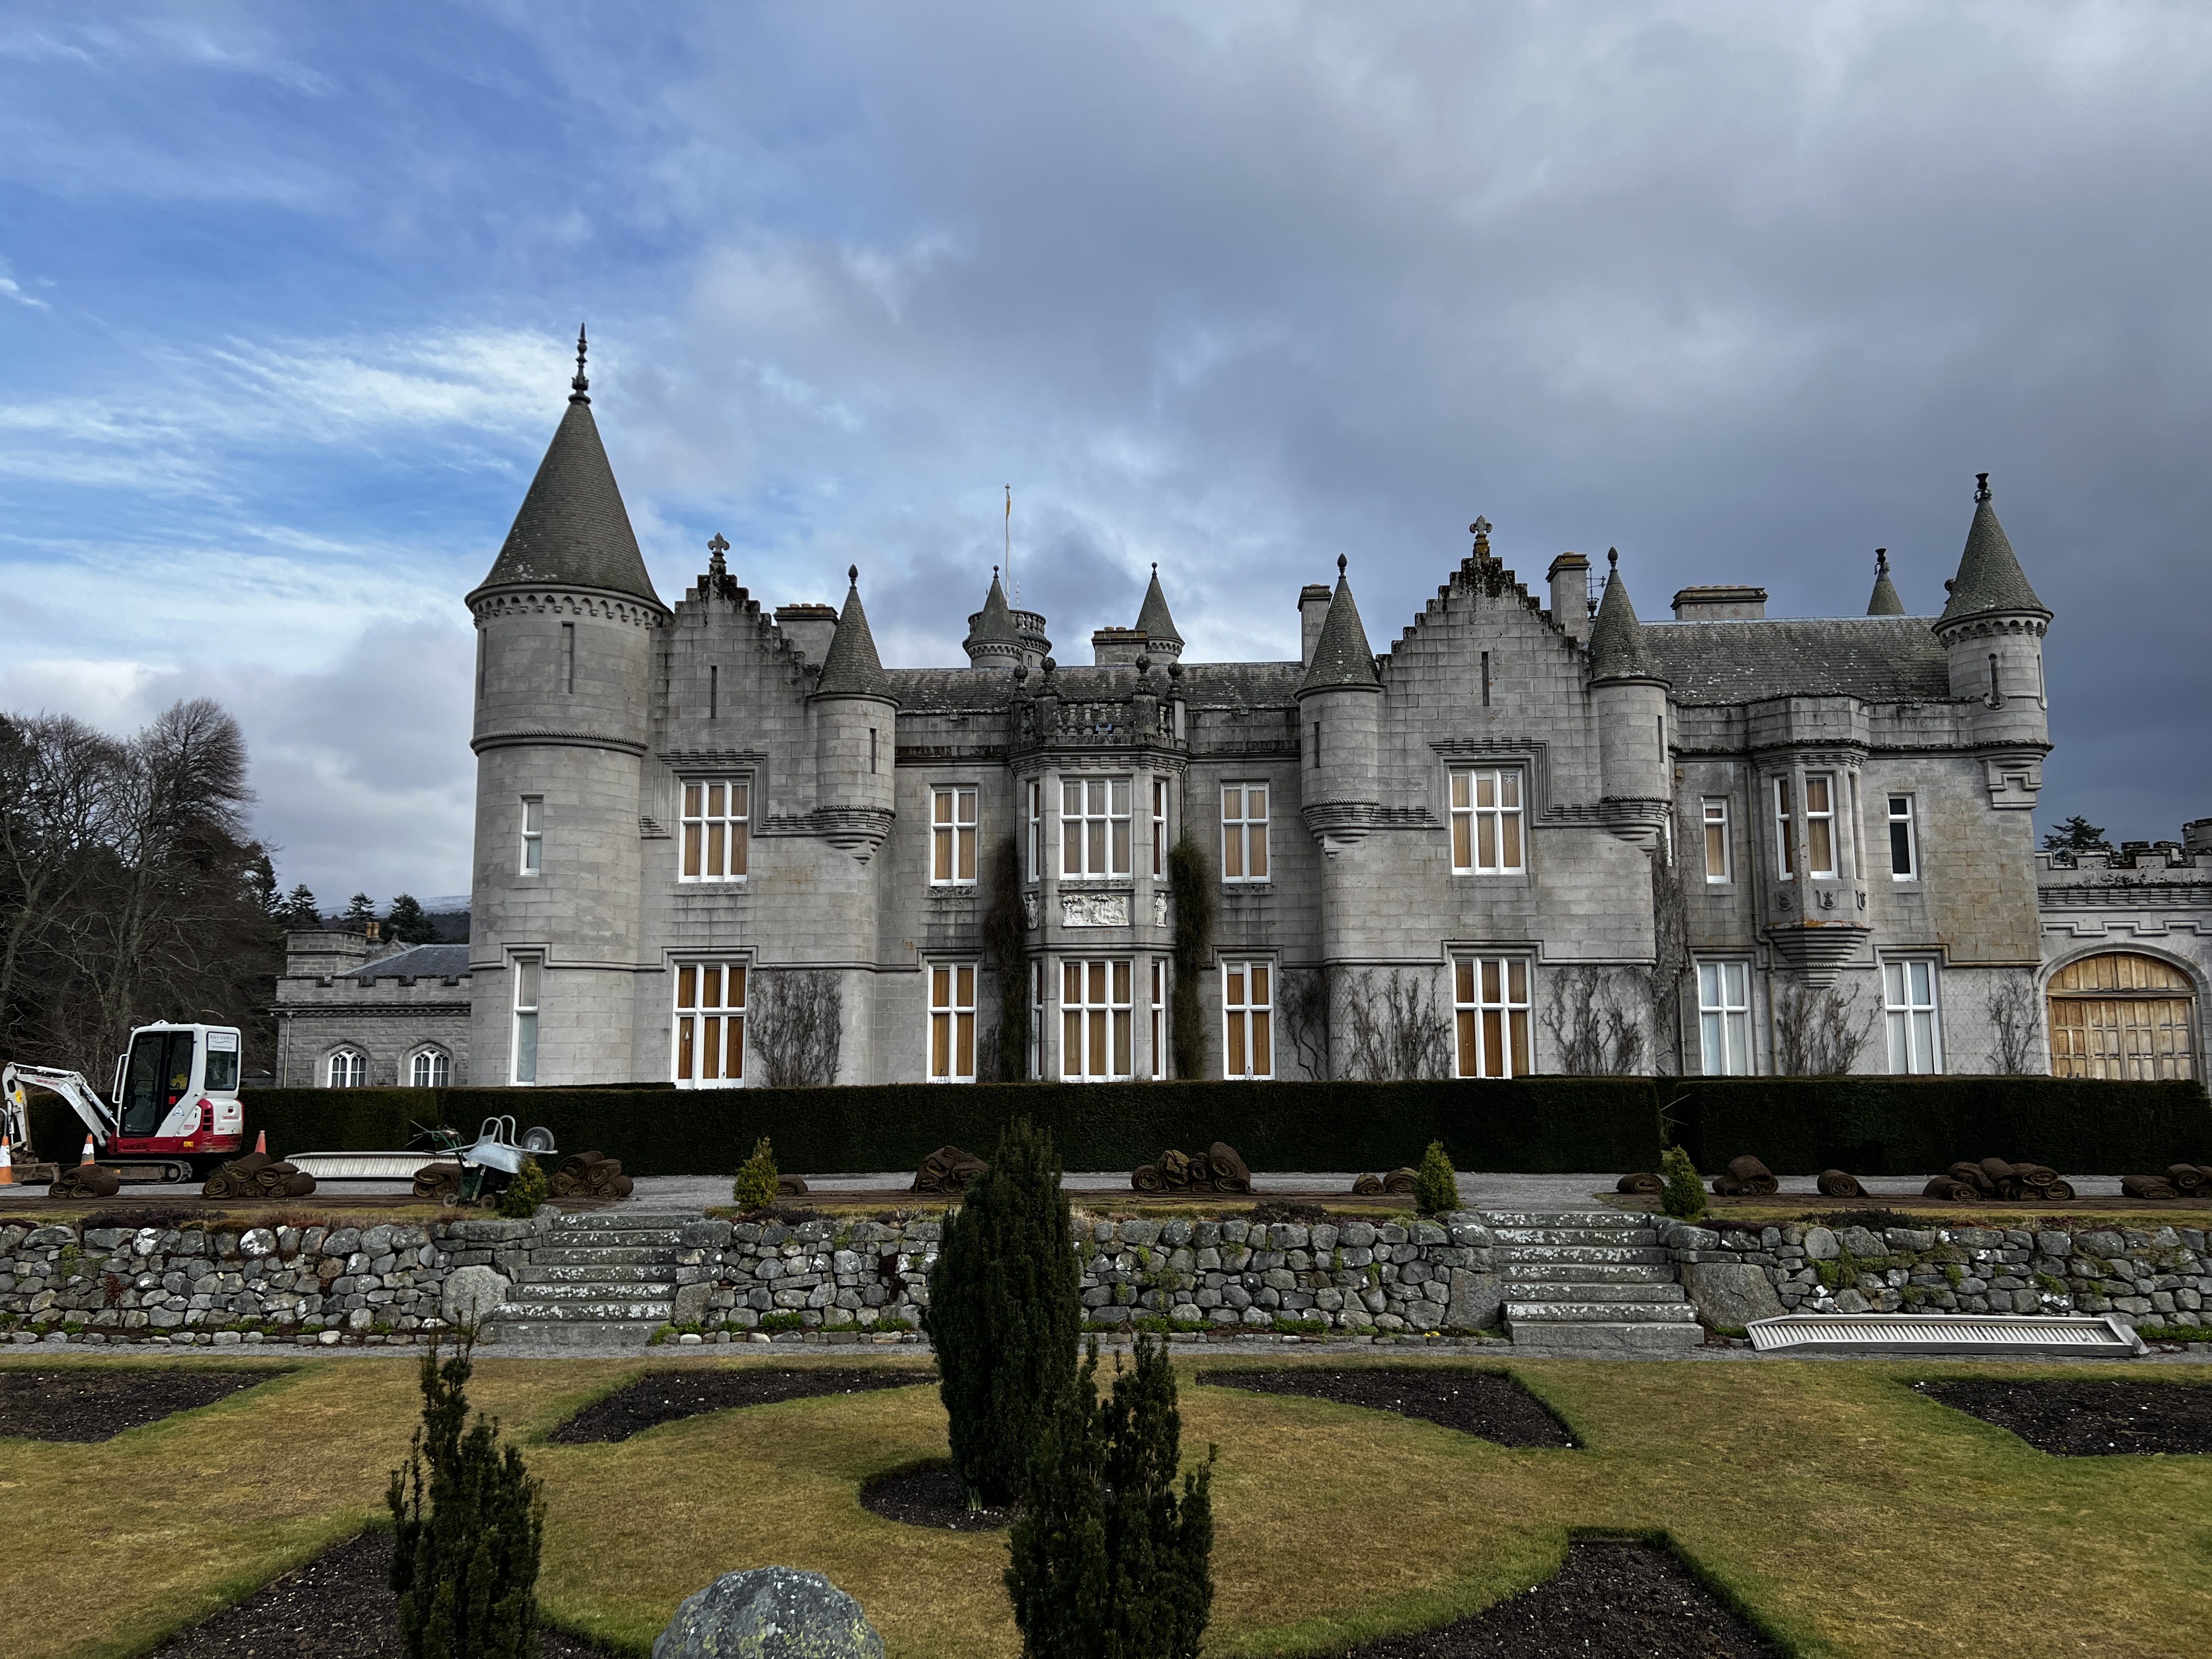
left=1499, top=1262, right=1680, bottom=1285
left=1497, top=1244, right=1671, bottom=1266
left=1475, top=1210, right=1702, bottom=1353
left=528, top=1245, right=682, bottom=1266
left=1505, top=1301, right=1699, bottom=1324
left=514, top=1262, right=685, bottom=1285
left=483, top=1214, right=701, bottom=1349
left=1504, top=1282, right=1690, bottom=1305
left=1491, top=1227, right=1663, bottom=1246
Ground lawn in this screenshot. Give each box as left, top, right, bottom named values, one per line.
left=3, top=1352, right=2207, bottom=1658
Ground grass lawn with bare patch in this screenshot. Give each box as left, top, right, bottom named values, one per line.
left=2, top=1352, right=2207, bottom=1659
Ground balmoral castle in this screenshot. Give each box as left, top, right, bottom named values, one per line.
left=273, top=349, right=2210, bottom=1091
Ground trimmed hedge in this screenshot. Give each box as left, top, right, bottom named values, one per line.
left=1669, top=1076, right=2212, bottom=1179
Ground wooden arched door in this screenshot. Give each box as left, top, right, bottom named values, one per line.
left=2046, top=953, right=2197, bottom=1080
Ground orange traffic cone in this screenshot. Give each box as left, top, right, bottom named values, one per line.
left=1, top=1134, right=13, bottom=1186
left=253, top=1130, right=267, bottom=1155
left=80, top=1135, right=96, bottom=1165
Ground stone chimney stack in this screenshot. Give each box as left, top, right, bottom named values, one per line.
left=1299, top=584, right=1333, bottom=667
left=1547, top=553, right=1592, bottom=646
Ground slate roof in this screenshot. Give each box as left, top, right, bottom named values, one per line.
left=1644, top=617, right=1953, bottom=704
left=1135, top=567, right=1182, bottom=643
left=1866, top=553, right=1906, bottom=616
left=1940, top=487, right=2047, bottom=623
left=814, top=572, right=895, bottom=699
left=342, top=944, right=471, bottom=983
left=966, top=573, right=1022, bottom=644
left=1298, top=563, right=1382, bottom=693
left=473, top=397, right=663, bottom=606
left=1585, top=554, right=1662, bottom=682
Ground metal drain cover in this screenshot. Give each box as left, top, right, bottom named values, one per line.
left=1747, top=1312, right=2147, bottom=1357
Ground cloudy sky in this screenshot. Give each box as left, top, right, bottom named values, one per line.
left=2, top=2, right=2207, bottom=905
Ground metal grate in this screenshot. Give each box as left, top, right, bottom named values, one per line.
left=1747, top=1313, right=2145, bottom=1357
left=285, top=1150, right=441, bottom=1182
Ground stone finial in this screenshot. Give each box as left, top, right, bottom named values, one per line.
left=1976, top=471, right=1991, bottom=503
left=569, top=323, right=589, bottom=403
left=707, top=532, right=729, bottom=577
left=848, top=563, right=859, bottom=586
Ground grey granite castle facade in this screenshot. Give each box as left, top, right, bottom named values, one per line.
left=313, top=352, right=2199, bottom=1094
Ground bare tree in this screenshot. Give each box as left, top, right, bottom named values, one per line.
left=1276, top=967, right=1331, bottom=1080
left=1338, top=968, right=1449, bottom=1081
left=1773, top=978, right=1877, bottom=1076
left=1541, top=964, right=1647, bottom=1075
left=0, top=713, right=127, bottom=1052
left=1985, top=976, right=2045, bottom=1075
left=751, top=969, right=845, bottom=1086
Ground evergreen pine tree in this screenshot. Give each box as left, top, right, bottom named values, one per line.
left=926, top=1115, right=1080, bottom=1508
left=279, top=883, right=323, bottom=931
left=1413, top=1139, right=1459, bottom=1214
left=387, top=1331, right=545, bottom=1659
left=387, top=893, right=439, bottom=945
left=1661, top=1144, right=1707, bottom=1221
left=342, top=891, right=377, bottom=932
left=1006, top=1335, right=1215, bottom=1659
left=731, top=1137, right=780, bottom=1211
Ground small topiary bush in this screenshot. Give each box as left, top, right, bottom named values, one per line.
left=731, top=1137, right=780, bottom=1211
left=1413, top=1139, right=1458, bottom=1214
left=1661, top=1144, right=1707, bottom=1221
left=496, top=1155, right=546, bottom=1219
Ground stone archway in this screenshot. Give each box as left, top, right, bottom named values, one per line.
left=2046, top=952, right=2197, bottom=1080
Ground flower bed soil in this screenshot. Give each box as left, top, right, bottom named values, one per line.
left=1914, top=1378, right=2212, bottom=1455
left=859, top=1463, right=1020, bottom=1531
left=0, top=1367, right=272, bottom=1442
left=547, top=1365, right=935, bottom=1444
left=1334, top=1538, right=1779, bottom=1657
left=1201, top=1367, right=1576, bottom=1448
left=147, top=1530, right=608, bottom=1657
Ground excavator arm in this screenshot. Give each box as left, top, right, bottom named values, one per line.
left=2, top=1062, right=118, bottom=1161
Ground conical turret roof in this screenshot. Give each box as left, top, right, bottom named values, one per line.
left=1939, top=476, right=2047, bottom=624
left=473, top=342, right=662, bottom=607
left=1586, top=550, right=1664, bottom=683
left=814, top=567, right=895, bottom=700
left=1135, top=564, right=1182, bottom=644
left=967, top=569, right=1022, bottom=645
left=1297, top=557, right=1381, bottom=694
left=1866, top=549, right=1905, bottom=616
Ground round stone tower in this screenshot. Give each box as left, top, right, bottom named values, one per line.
left=1937, top=474, right=2053, bottom=792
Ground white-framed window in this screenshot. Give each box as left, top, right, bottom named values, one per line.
left=1701, top=798, right=1730, bottom=883
left=1774, top=774, right=1838, bottom=879
left=1883, top=960, right=1943, bottom=1075
left=673, top=961, right=746, bottom=1086
left=1453, top=957, right=1532, bottom=1077
left=931, top=787, right=979, bottom=885
left=1222, top=960, right=1273, bottom=1079
left=1026, top=780, right=1044, bottom=882
left=928, top=962, right=977, bottom=1082
left=1151, top=778, right=1170, bottom=877
left=1029, top=960, right=1046, bottom=1080
left=1062, top=958, right=1132, bottom=1080
left=326, top=1049, right=365, bottom=1089
left=1063, top=778, right=1133, bottom=877
left=520, top=797, right=543, bottom=876
left=1149, top=958, right=1167, bottom=1079
left=680, top=779, right=750, bottom=882
left=1887, top=794, right=1918, bottom=879
left=1449, top=768, right=1525, bottom=874
left=1221, top=783, right=1269, bottom=882
left=409, top=1049, right=451, bottom=1089
left=1697, top=962, right=1753, bottom=1076
left=511, top=956, right=541, bottom=1085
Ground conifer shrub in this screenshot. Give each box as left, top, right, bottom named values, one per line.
left=925, top=1115, right=1080, bottom=1508
left=387, top=1331, right=545, bottom=1658
left=1661, top=1144, right=1708, bottom=1220
left=1005, top=1334, right=1215, bottom=1659
left=1167, top=837, right=1216, bottom=1079
left=1413, top=1139, right=1458, bottom=1214
left=495, top=1155, right=545, bottom=1219
left=731, top=1137, right=780, bottom=1211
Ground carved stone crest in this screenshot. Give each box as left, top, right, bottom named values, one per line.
left=1062, top=891, right=1131, bottom=928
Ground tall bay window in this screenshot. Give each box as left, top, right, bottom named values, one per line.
left=1151, top=779, right=1170, bottom=877
left=1883, top=960, right=1942, bottom=1075
left=1029, top=961, right=1046, bottom=1080
left=511, top=956, right=541, bottom=1085
left=1453, top=957, right=1532, bottom=1077
left=1026, top=780, right=1044, bottom=881
left=1697, top=961, right=1753, bottom=1075
left=932, top=787, right=978, bottom=885
left=1063, top=778, right=1132, bottom=877
left=1450, top=768, right=1525, bottom=874
left=1775, top=774, right=1837, bottom=879
left=1701, top=798, right=1730, bottom=882
left=680, top=780, right=750, bottom=881
left=1221, top=783, right=1269, bottom=881
left=1222, top=961, right=1273, bottom=1079
left=1062, top=959, right=1132, bottom=1080
left=928, top=962, right=977, bottom=1082
left=1149, top=960, right=1167, bottom=1079
left=673, top=962, right=746, bottom=1086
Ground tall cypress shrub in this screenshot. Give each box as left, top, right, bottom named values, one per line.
left=925, top=1115, right=1080, bottom=1507
left=1167, top=837, right=1215, bottom=1079
left=1006, top=1335, right=1216, bottom=1659
left=984, top=836, right=1031, bottom=1081
left=388, top=1332, right=545, bottom=1658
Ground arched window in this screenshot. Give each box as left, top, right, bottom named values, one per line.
left=409, top=1049, right=451, bottom=1088
left=326, top=1049, right=366, bottom=1089
left=2048, top=953, right=2197, bottom=1080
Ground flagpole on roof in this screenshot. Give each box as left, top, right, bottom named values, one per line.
left=1005, top=485, right=1013, bottom=607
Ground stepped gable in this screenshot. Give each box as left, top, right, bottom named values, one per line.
left=673, top=568, right=817, bottom=693
left=472, top=332, right=663, bottom=607
left=1298, top=557, right=1381, bottom=693
left=1384, top=522, right=1586, bottom=665
left=812, top=568, right=895, bottom=701
left=1940, top=475, right=2048, bottom=624
left=1585, top=550, right=1663, bottom=684
left=1643, top=616, right=1951, bottom=704
left=1867, top=549, right=1906, bottom=616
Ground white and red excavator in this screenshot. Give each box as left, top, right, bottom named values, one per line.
left=2, top=1022, right=246, bottom=1187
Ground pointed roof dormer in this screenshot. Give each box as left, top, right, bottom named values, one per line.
left=1866, top=548, right=1905, bottom=616
left=1297, top=556, right=1382, bottom=695
left=1134, top=563, right=1184, bottom=661
left=963, top=568, right=1024, bottom=667
left=470, top=327, right=664, bottom=609
left=1586, top=549, right=1664, bottom=684
left=1938, top=473, right=2048, bottom=629
left=814, top=566, right=896, bottom=702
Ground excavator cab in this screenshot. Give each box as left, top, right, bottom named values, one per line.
left=120, top=1028, right=198, bottom=1136
left=109, top=1023, right=245, bottom=1169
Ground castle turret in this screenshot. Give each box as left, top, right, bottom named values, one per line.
left=1296, top=555, right=1381, bottom=855
left=1866, top=548, right=1905, bottom=615
left=1587, top=549, right=1671, bottom=847
left=466, top=328, right=665, bottom=1084
left=963, top=569, right=1024, bottom=670
left=811, top=566, right=899, bottom=856
left=1936, top=473, right=2051, bottom=808
left=1134, top=563, right=1184, bottom=664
